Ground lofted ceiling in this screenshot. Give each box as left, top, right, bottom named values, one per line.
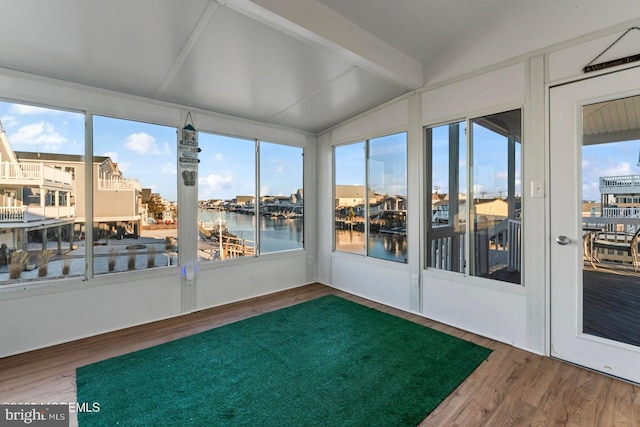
left=0, top=0, right=637, bottom=134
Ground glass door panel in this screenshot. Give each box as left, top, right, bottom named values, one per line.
left=582, top=95, right=640, bottom=347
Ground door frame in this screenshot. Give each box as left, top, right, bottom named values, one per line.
left=548, top=64, right=640, bottom=384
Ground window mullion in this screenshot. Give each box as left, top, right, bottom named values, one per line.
left=365, top=140, right=370, bottom=257
left=255, top=139, right=260, bottom=256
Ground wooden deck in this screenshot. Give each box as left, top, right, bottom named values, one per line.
left=583, top=262, right=640, bottom=347
left=1, top=283, right=639, bottom=426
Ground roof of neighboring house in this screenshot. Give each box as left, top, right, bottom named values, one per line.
left=335, top=185, right=367, bottom=199
left=15, top=151, right=110, bottom=164
left=236, top=195, right=255, bottom=203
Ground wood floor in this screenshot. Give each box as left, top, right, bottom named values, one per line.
left=583, top=262, right=640, bottom=347
left=1, top=283, right=639, bottom=426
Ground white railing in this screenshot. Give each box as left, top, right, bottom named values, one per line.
left=0, top=205, right=75, bottom=222
left=599, top=175, right=640, bottom=193
left=507, top=219, right=521, bottom=272
left=430, top=233, right=465, bottom=273
left=98, top=177, right=142, bottom=191
left=0, top=206, right=26, bottom=222
left=601, top=207, right=640, bottom=218
left=430, top=218, right=521, bottom=274
left=0, top=162, right=73, bottom=186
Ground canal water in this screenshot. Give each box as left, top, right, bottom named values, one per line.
left=199, top=209, right=303, bottom=254
left=199, top=210, right=407, bottom=262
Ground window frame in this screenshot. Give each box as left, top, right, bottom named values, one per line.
left=196, top=131, right=305, bottom=264
left=425, top=107, right=523, bottom=285
left=332, top=131, right=408, bottom=263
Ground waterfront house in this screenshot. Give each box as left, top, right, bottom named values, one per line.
left=16, top=151, right=144, bottom=240
left=0, top=123, right=75, bottom=256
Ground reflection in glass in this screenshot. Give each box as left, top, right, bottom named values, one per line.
left=368, top=133, right=407, bottom=263
left=426, top=122, right=466, bottom=272
left=259, top=142, right=304, bottom=253
left=469, top=109, right=522, bottom=284
left=93, top=116, right=177, bottom=274
left=582, top=94, right=640, bottom=347
left=0, top=101, right=85, bottom=284
left=334, top=142, right=366, bottom=255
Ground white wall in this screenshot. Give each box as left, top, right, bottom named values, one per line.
left=317, top=18, right=640, bottom=356
left=316, top=97, right=420, bottom=313
left=420, top=63, right=536, bottom=350
left=0, top=68, right=313, bottom=358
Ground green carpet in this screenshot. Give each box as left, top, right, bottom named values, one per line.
left=76, top=295, right=491, bottom=426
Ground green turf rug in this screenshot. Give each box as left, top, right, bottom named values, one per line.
left=76, top=295, right=491, bottom=426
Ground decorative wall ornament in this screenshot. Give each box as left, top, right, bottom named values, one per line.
left=583, top=27, right=640, bottom=73
left=179, top=112, right=200, bottom=187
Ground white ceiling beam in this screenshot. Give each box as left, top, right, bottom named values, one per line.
left=217, top=0, right=424, bottom=90
left=155, top=1, right=220, bottom=98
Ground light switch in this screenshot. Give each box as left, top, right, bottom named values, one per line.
left=531, top=181, right=544, bottom=198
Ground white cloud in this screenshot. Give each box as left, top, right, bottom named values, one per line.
left=125, top=132, right=170, bottom=155
left=117, top=162, right=131, bottom=174
left=199, top=173, right=234, bottom=199
left=214, top=153, right=224, bottom=162
left=0, top=115, right=18, bottom=128
left=9, top=121, right=68, bottom=151
left=161, top=162, right=176, bottom=175
left=102, top=151, right=119, bottom=162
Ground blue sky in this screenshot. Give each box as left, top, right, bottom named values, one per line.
left=334, top=132, right=408, bottom=197
left=0, top=101, right=303, bottom=202
left=583, top=140, right=639, bottom=201
left=430, top=123, right=522, bottom=199
left=0, top=100, right=636, bottom=204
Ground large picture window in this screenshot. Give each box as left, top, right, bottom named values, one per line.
left=197, top=133, right=304, bottom=261
left=334, top=132, right=407, bottom=263
left=426, top=109, right=522, bottom=285
left=0, top=101, right=85, bottom=284
left=92, top=116, right=178, bottom=275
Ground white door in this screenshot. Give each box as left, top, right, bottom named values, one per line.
left=550, top=66, right=640, bottom=383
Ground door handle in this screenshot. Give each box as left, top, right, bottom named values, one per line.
left=556, top=235, right=570, bottom=245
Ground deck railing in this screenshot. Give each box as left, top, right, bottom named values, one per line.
left=98, top=177, right=142, bottom=191
left=599, top=175, right=640, bottom=194
left=507, top=219, right=521, bottom=272
left=601, top=207, right=640, bottom=219
left=430, top=232, right=464, bottom=272
left=0, top=162, right=73, bottom=186
left=429, top=218, right=521, bottom=273
left=0, top=205, right=75, bottom=223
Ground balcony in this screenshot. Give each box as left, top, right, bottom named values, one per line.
left=98, top=177, right=142, bottom=191
left=0, top=205, right=75, bottom=223
left=0, top=162, right=73, bottom=188
left=599, top=175, right=640, bottom=195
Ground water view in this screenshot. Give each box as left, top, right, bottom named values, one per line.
left=198, top=209, right=303, bottom=259
left=335, top=229, right=407, bottom=263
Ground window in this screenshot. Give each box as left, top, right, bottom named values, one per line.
left=334, top=132, right=408, bottom=263
left=197, top=133, right=304, bottom=261
left=426, top=110, right=522, bottom=285
left=334, top=142, right=365, bottom=255
left=0, top=101, right=85, bottom=284
left=92, top=116, right=178, bottom=275
left=259, top=142, right=304, bottom=253
left=426, top=122, right=467, bottom=272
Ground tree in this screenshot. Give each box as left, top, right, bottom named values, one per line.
left=147, top=193, right=165, bottom=218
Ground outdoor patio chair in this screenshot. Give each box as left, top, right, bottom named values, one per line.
left=593, top=227, right=640, bottom=272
